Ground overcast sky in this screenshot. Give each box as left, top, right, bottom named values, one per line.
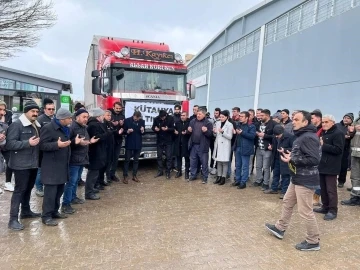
left=3, top=0, right=262, bottom=101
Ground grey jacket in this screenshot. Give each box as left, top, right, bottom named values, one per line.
left=0, top=122, right=8, bottom=148
left=5, top=114, right=41, bottom=170
left=37, top=113, right=53, bottom=128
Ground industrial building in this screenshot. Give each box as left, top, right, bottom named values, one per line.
left=187, top=0, right=360, bottom=120
left=0, top=65, right=72, bottom=111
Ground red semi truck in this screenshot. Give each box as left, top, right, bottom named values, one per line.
left=84, top=35, right=195, bottom=159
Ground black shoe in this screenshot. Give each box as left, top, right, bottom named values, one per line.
left=78, top=179, right=86, bottom=186
left=347, top=187, right=352, bottom=191
left=154, top=172, right=163, bottom=178
left=231, top=181, right=240, bottom=187
left=184, top=173, right=189, bottom=180
left=313, top=207, right=328, bottom=214
left=166, top=173, right=171, bottom=179
left=52, top=212, right=68, bottom=219
left=20, top=211, right=41, bottom=219
left=93, top=188, right=100, bottom=193
left=338, top=183, right=344, bottom=188
left=253, top=181, right=262, bottom=187
left=188, top=176, right=197, bottom=182
left=341, top=196, right=360, bottom=206
left=218, top=177, right=225, bottom=185
left=100, top=181, right=110, bottom=187
left=85, top=194, right=100, bottom=200
left=202, top=178, right=207, bottom=184
left=8, top=220, right=24, bottom=231
left=71, top=197, right=85, bottom=204
left=94, top=185, right=104, bottom=190
left=111, top=175, right=120, bottom=182
left=295, top=240, right=320, bottom=251
left=106, top=178, right=112, bottom=184
left=213, top=176, right=221, bottom=184
left=265, top=223, right=284, bottom=239
left=261, top=184, right=270, bottom=191
left=61, top=205, right=76, bottom=215
left=324, top=212, right=337, bottom=221
left=237, top=183, right=246, bottom=189
left=42, top=218, right=58, bottom=226
left=175, top=171, right=182, bottom=178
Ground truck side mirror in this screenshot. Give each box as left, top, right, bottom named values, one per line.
left=91, top=70, right=100, bottom=77
left=92, top=77, right=101, bottom=95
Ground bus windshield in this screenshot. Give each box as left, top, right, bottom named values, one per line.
left=112, top=69, right=186, bottom=96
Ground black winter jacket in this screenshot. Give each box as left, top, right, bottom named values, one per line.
left=173, top=119, right=191, bottom=157
left=256, top=119, right=278, bottom=151
left=110, top=109, right=125, bottom=144
left=318, top=125, right=345, bottom=175
left=69, top=121, right=90, bottom=166
left=271, top=132, right=295, bottom=175
left=152, top=115, right=175, bottom=145
left=289, top=125, right=321, bottom=187
left=37, top=113, right=53, bottom=128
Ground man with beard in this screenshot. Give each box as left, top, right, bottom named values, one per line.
left=189, top=105, right=199, bottom=121
left=85, top=108, right=110, bottom=200
left=174, top=111, right=191, bottom=179
left=265, top=110, right=321, bottom=251
left=61, top=109, right=99, bottom=214
left=40, top=108, right=73, bottom=226
left=109, top=102, right=125, bottom=182
left=6, top=100, right=41, bottom=230
left=336, top=113, right=354, bottom=188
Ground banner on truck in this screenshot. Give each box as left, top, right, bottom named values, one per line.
left=125, top=102, right=174, bottom=127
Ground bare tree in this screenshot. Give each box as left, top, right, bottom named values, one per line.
left=0, top=0, right=57, bottom=60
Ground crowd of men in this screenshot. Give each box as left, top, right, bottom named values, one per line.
left=1, top=99, right=360, bottom=252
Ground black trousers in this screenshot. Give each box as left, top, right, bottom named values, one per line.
left=176, top=156, right=190, bottom=174
left=338, top=149, right=350, bottom=185
left=85, top=169, right=102, bottom=197
left=2, top=151, right=13, bottom=183
left=123, top=149, right=141, bottom=176
left=10, top=169, right=38, bottom=219
left=320, top=174, right=338, bottom=214
left=110, top=142, right=122, bottom=177
left=209, top=139, right=216, bottom=169
left=97, top=166, right=107, bottom=185
left=157, top=144, right=172, bottom=173
left=42, top=184, right=65, bottom=219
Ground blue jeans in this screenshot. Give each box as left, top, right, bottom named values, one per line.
left=35, top=168, right=42, bottom=191
left=271, top=158, right=290, bottom=194
left=314, top=188, right=321, bottom=196
left=235, top=147, right=250, bottom=184
left=190, top=145, right=209, bottom=180
left=63, top=165, right=83, bottom=206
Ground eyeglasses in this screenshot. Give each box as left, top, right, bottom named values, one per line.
left=47, top=108, right=55, bottom=111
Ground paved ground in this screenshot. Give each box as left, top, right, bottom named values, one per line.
left=1, top=161, right=360, bottom=270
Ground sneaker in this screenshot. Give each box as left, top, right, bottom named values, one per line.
left=61, top=205, right=76, bottom=214
left=253, top=181, right=262, bottom=187
left=295, top=240, right=320, bottom=251
left=71, top=197, right=85, bottom=204
left=35, top=189, right=44, bottom=197
left=265, top=223, right=284, bottom=239
left=202, top=178, right=207, bottom=184
left=341, top=196, right=360, bottom=206
left=261, top=184, right=269, bottom=191
left=4, top=182, right=14, bottom=192
left=264, top=189, right=278, bottom=194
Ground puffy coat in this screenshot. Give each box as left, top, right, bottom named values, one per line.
left=213, top=120, right=233, bottom=162
left=318, top=125, right=345, bottom=175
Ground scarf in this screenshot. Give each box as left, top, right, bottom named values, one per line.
left=54, top=118, right=70, bottom=138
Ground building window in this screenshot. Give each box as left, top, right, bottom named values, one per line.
left=0, top=78, right=15, bottom=89
left=187, top=58, right=209, bottom=82
left=275, top=14, right=289, bottom=41
left=265, top=20, right=276, bottom=45
left=299, top=0, right=316, bottom=30
left=333, top=0, right=352, bottom=15
left=15, top=81, right=37, bottom=92
left=253, top=29, right=261, bottom=51
left=288, top=7, right=301, bottom=35
left=316, top=0, right=332, bottom=23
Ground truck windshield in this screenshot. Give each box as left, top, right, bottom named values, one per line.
left=112, top=69, right=186, bottom=95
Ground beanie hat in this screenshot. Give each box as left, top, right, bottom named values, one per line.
left=272, top=112, right=282, bottom=120
left=273, top=125, right=284, bottom=136
left=92, top=108, right=104, bottom=117
left=74, top=102, right=84, bottom=111
left=56, top=108, right=72, bottom=119
left=344, top=113, right=354, bottom=122
left=281, top=109, right=290, bottom=115
left=75, top=108, right=88, bottom=117
left=24, top=100, right=40, bottom=113
left=43, top=98, right=53, bottom=106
